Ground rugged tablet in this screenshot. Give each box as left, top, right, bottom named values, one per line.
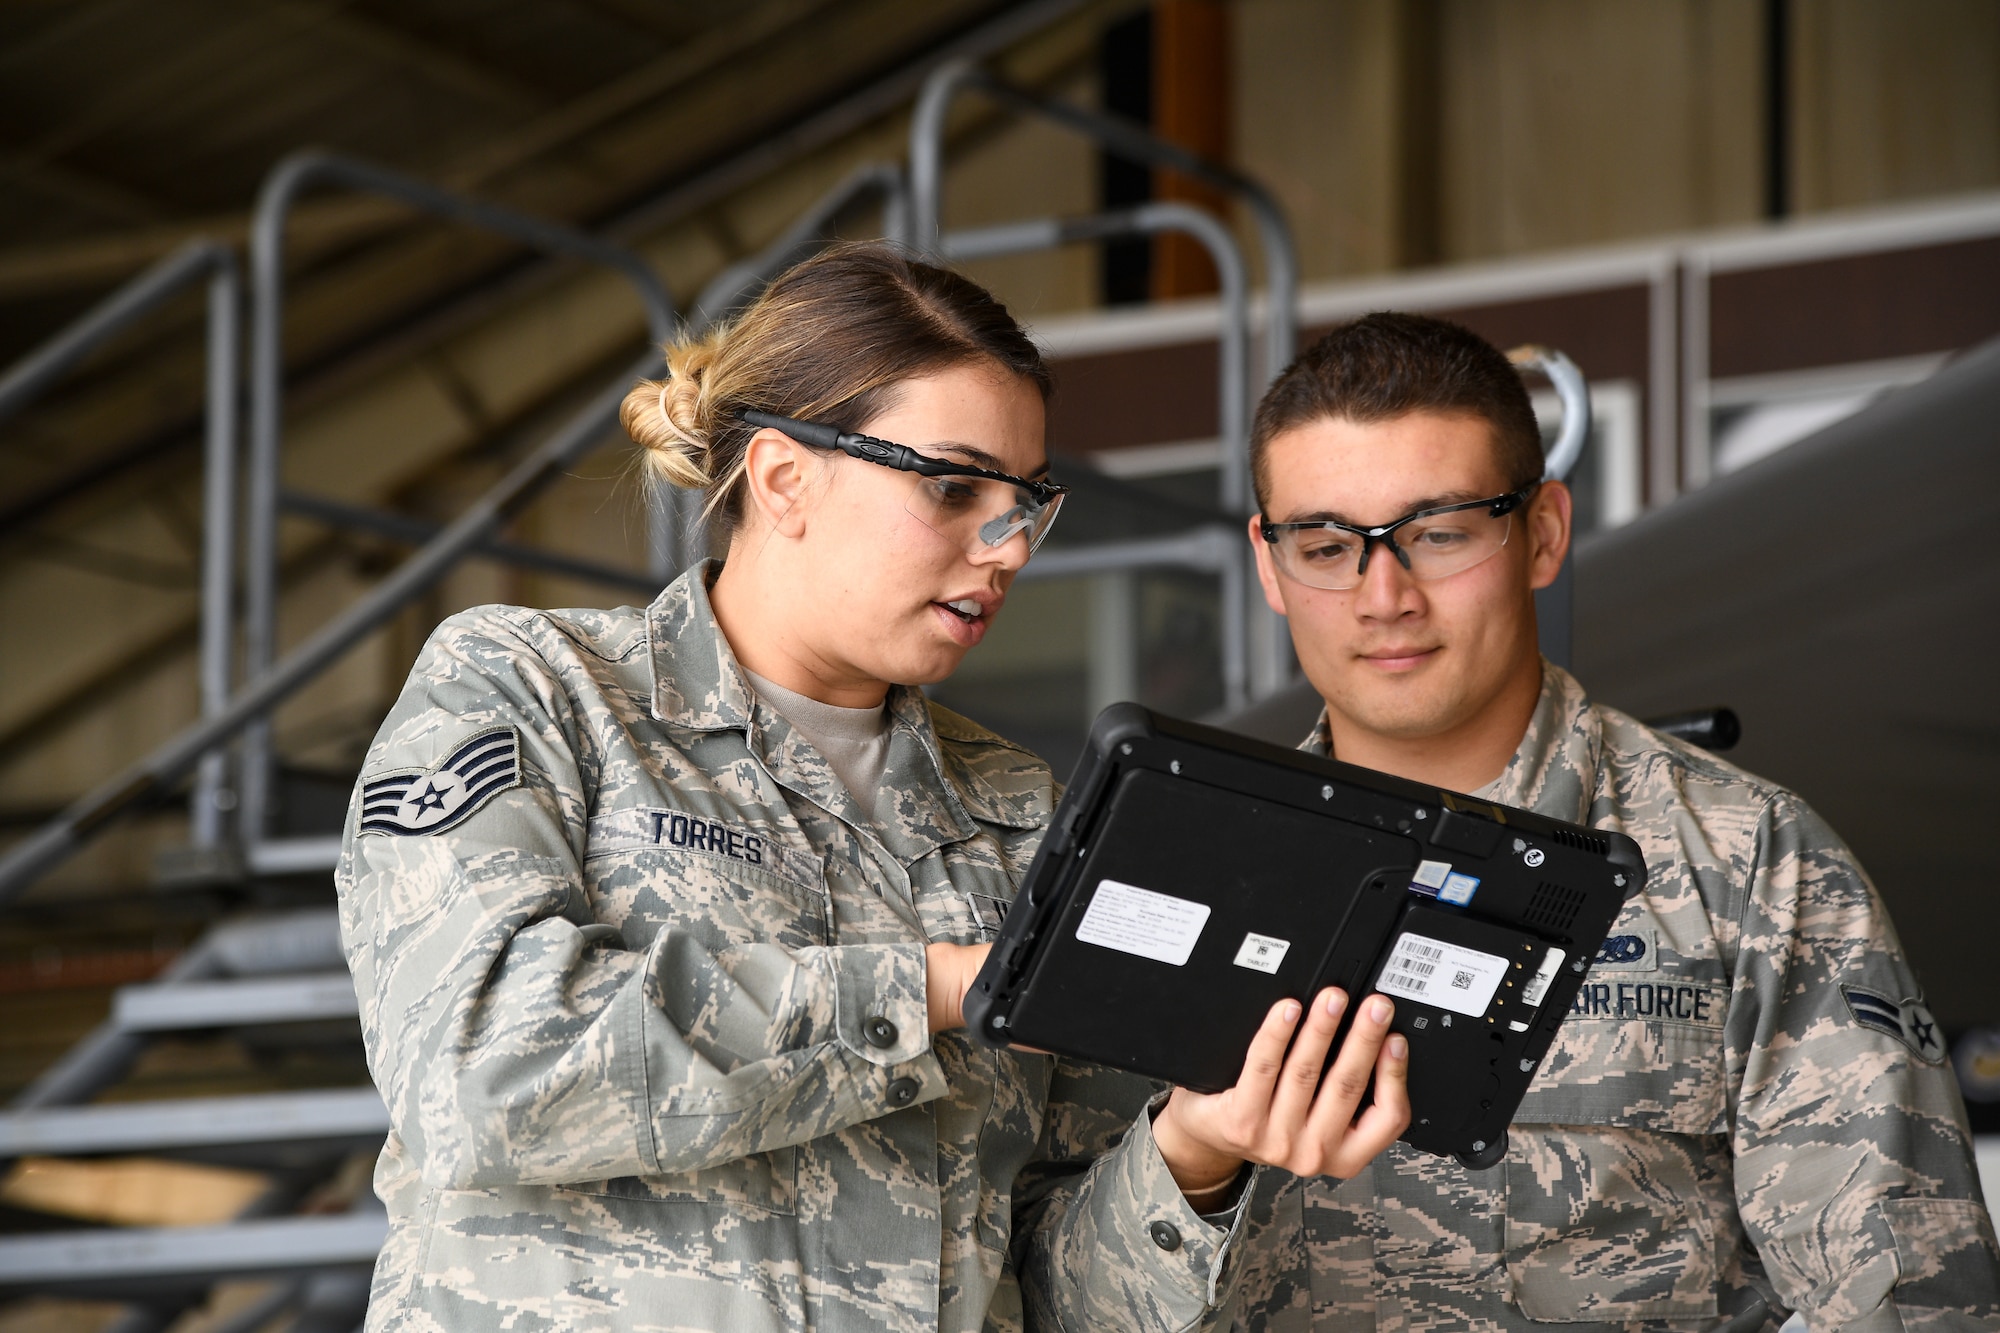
left=963, top=704, right=1643, bottom=1169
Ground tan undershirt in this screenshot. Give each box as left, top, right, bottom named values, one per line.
left=743, top=669, right=892, bottom=815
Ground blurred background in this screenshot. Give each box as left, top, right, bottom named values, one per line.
left=1, top=2, right=1998, bottom=1327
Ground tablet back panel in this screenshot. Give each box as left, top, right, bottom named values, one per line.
left=966, top=704, right=1642, bottom=1164
left=1002, top=768, right=1411, bottom=1093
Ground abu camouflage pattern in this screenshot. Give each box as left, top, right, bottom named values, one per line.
left=337, top=563, right=1255, bottom=1332
left=1216, top=662, right=1999, bottom=1332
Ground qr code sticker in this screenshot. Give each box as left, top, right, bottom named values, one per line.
left=1452, top=970, right=1475, bottom=989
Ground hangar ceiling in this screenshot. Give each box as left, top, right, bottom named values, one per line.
left=0, top=0, right=1086, bottom=529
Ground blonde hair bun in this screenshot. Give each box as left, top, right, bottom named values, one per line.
left=620, top=331, right=721, bottom=491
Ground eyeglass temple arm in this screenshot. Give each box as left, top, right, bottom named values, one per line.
left=739, top=409, right=840, bottom=449
left=740, top=408, right=1062, bottom=500
left=740, top=408, right=961, bottom=475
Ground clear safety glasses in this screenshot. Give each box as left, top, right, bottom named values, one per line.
left=1260, top=487, right=1536, bottom=591
left=738, top=409, right=1069, bottom=556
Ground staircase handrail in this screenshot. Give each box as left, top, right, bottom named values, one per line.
left=909, top=59, right=1299, bottom=390
left=239, top=149, right=678, bottom=848
left=942, top=201, right=1252, bottom=707
left=0, top=359, right=656, bottom=908
left=0, top=239, right=242, bottom=852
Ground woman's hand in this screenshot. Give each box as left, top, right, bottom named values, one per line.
left=1151, top=988, right=1410, bottom=1199
left=925, top=942, right=992, bottom=1033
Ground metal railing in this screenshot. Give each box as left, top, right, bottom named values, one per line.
left=0, top=240, right=242, bottom=855
left=655, top=161, right=913, bottom=575
left=691, top=161, right=910, bottom=328
left=909, top=59, right=1299, bottom=392
left=910, top=60, right=1302, bottom=697
left=0, top=153, right=961, bottom=902
left=237, top=150, right=678, bottom=860
left=944, top=202, right=1254, bottom=707
left=0, top=77, right=1311, bottom=901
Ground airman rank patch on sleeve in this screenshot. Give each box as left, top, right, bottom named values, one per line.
left=360, top=727, right=521, bottom=836
left=1842, top=985, right=1946, bottom=1064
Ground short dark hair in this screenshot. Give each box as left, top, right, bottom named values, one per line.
left=1249, top=312, right=1543, bottom=507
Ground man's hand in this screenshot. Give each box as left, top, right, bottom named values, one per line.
left=925, top=942, right=991, bottom=1033
left=1152, top=988, right=1410, bottom=1197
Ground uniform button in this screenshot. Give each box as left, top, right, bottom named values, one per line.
left=886, top=1076, right=921, bottom=1106
left=864, top=1016, right=899, bottom=1049
left=1148, top=1221, right=1182, bottom=1252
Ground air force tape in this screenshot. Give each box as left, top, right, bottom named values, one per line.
left=359, top=727, right=522, bottom=836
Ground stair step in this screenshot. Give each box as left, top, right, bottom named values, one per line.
left=0, top=1211, right=387, bottom=1289
left=113, top=973, right=358, bottom=1031
left=0, top=1088, right=387, bottom=1157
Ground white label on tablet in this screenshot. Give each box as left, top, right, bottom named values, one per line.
left=1075, top=879, right=1211, bottom=966
left=1377, top=932, right=1508, bottom=1017
left=1233, top=932, right=1291, bottom=974
left=1521, top=946, right=1565, bottom=1007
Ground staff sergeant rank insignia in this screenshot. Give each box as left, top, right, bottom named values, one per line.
left=360, top=727, right=522, bottom=836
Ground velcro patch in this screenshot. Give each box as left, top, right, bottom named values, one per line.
left=1570, top=978, right=1722, bottom=1027
left=360, top=727, right=521, bottom=836
left=583, top=807, right=822, bottom=887
left=1842, top=985, right=1946, bottom=1064
left=1591, top=927, right=1657, bottom=971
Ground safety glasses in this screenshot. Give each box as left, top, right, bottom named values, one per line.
left=738, top=409, right=1069, bottom=555
left=1260, top=487, right=1536, bottom=590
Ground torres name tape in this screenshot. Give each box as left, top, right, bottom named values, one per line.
left=1075, top=879, right=1210, bottom=966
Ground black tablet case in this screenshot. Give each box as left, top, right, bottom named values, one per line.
left=964, top=704, right=1643, bottom=1166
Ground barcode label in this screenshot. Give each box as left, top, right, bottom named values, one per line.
left=1378, top=932, right=1509, bottom=1017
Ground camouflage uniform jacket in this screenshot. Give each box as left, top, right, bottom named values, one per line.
left=336, top=563, right=1256, bottom=1332
left=1223, top=661, right=1998, bottom=1333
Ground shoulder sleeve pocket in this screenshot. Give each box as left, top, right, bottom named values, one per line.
left=1881, top=1197, right=2000, bottom=1319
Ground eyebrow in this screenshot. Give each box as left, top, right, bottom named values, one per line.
left=1280, top=491, right=1489, bottom=526
left=926, top=440, right=1050, bottom=479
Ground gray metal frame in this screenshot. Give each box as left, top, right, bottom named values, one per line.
left=943, top=203, right=1254, bottom=707
left=691, top=162, right=910, bottom=329
left=0, top=359, right=659, bottom=904
left=911, top=60, right=1304, bottom=704
left=0, top=1088, right=386, bottom=1158
left=239, top=150, right=676, bottom=856
left=0, top=239, right=242, bottom=852
left=909, top=58, right=1299, bottom=394
left=1507, top=345, right=1593, bottom=667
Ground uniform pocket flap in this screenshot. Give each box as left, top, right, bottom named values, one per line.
left=560, top=1145, right=798, bottom=1216
left=1515, top=1018, right=1727, bottom=1136
left=1881, top=1196, right=2000, bottom=1315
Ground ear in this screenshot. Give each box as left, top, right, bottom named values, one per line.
left=738, top=429, right=823, bottom=540
left=1247, top=513, right=1289, bottom=616
left=1524, top=480, right=1573, bottom=591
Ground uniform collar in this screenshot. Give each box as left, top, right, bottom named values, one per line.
left=1474, top=659, right=1600, bottom=824
left=1299, top=658, right=1601, bottom=823
left=644, top=560, right=986, bottom=862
